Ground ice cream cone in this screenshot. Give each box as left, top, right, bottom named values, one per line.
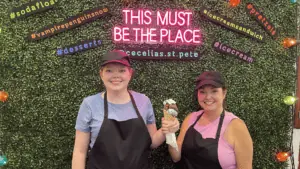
left=163, top=109, right=176, bottom=121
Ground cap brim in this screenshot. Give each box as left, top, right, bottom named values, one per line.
left=101, top=60, right=131, bottom=67
left=196, top=80, right=223, bottom=89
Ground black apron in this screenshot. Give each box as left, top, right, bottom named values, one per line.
left=179, top=110, right=225, bottom=169
left=87, top=91, right=153, bottom=169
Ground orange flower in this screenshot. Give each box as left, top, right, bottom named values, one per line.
left=0, top=91, right=8, bottom=102
left=276, top=152, right=290, bottom=162
left=229, top=0, right=241, bottom=7
left=283, top=38, right=297, bottom=48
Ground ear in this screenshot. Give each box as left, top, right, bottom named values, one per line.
left=196, top=89, right=200, bottom=97
left=99, top=68, right=104, bottom=80
left=129, top=67, right=135, bottom=79
left=223, top=88, right=227, bottom=98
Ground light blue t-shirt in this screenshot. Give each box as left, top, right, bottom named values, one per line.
left=75, top=91, right=156, bottom=148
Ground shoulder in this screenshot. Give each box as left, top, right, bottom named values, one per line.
left=182, top=111, right=203, bottom=128
left=82, top=92, right=102, bottom=106
left=226, top=115, right=253, bottom=153
left=130, top=90, right=149, bottom=98
left=228, top=118, right=247, bottom=129
left=129, top=90, right=151, bottom=103
left=187, top=111, right=203, bottom=122
left=225, top=111, right=245, bottom=129
left=224, top=111, right=239, bottom=119
left=227, top=116, right=250, bottom=139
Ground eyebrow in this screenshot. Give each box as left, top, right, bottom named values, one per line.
left=199, top=86, right=218, bottom=90
left=108, top=63, right=126, bottom=67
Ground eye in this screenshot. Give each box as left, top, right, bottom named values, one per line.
left=199, top=90, right=205, bottom=94
left=119, top=69, right=126, bottom=72
left=105, top=69, right=112, bottom=72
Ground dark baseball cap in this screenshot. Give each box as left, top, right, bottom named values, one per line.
left=195, top=71, right=225, bottom=89
left=101, top=50, right=131, bottom=67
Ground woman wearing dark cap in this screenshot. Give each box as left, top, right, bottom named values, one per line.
left=72, top=50, right=179, bottom=169
left=168, top=71, right=253, bottom=169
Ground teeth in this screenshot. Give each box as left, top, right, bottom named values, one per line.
left=204, top=101, right=214, bottom=105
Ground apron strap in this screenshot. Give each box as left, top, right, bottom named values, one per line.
left=192, top=112, right=205, bottom=127
left=128, top=91, right=143, bottom=119
left=215, top=110, right=225, bottom=140
left=104, top=92, right=109, bottom=119
left=192, top=110, right=225, bottom=140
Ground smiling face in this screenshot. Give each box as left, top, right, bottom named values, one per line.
left=100, top=63, right=133, bottom=92
left=197, top=85, right=227, bottom=112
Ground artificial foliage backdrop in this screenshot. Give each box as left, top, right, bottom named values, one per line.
left=0, top=0, right=298, bottom=168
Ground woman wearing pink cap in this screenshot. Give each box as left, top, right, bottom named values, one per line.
left=72, top=50, right=179, bottom=169
left=168, top=71, right=253, bottom=169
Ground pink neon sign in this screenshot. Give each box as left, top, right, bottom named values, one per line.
left=113, top=9, right=202, bottom=45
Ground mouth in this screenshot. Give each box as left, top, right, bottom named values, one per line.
left=204, top=101, right=214, bottom=105
left=110, top=81, right=122, bottom=84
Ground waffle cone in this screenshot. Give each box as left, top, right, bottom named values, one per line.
left=163, top=109, right=176, bottom=121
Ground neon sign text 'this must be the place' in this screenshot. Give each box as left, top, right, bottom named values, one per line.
left=113, top=9, right=202, bottom=45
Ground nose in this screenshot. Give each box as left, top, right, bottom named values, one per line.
left=204, top=92, right=212, bottom=99
left=112, top=71, right=120, bottom=78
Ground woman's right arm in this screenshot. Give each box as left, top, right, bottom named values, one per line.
left=168, top=113, right=192, bottom=162
left=72, top=99, right=92, bottom=169
left=72, top=130, right=90, bottom=169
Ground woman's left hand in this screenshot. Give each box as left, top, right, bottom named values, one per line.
left=161, top=117, right=180, bottom=134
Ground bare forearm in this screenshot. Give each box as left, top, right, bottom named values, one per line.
left=72, top=152, right=87, bottom=169
left=150, top=128, right=166, bottom=149
left=168, top=144, right=181, bottom=162
left=236, top=163, right=252, bottom=169
left=236, top=167, right=252, bottom=169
